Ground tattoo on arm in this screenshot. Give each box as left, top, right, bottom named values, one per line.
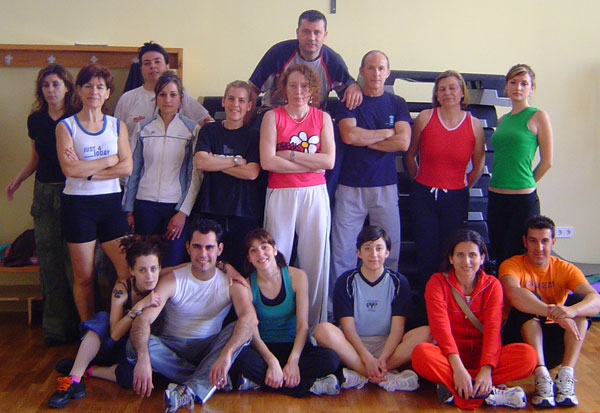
left=112, top=288, right=124, bottom=299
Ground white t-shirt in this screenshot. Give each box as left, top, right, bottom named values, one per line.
left=162, top=264, right=231, bottom=339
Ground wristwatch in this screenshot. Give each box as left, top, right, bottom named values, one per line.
left=290, top=151, right=296, bottom=161
left=233, top=156, right=241, bottom=166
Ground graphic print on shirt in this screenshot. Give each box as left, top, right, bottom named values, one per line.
left=83, top=145, right=111, bottom=159
left=366, top=300, right=378, bottom=312
left=276, top=130, right=320, bottom=153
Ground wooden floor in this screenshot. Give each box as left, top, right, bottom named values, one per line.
left=1, top=313, right=599, bottom=413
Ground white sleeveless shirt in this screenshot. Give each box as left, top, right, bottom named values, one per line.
left=162, top=264, right=232, bottom=339
left=61, top=114, right=121, bottom=195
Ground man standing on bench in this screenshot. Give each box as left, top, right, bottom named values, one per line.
left=248, top=9, right=362, bottom=127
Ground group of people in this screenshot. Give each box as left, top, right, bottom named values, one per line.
left=4, top=8, right=599, bottom=412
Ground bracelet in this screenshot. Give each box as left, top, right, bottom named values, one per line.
left=289, top=151, right=296, bottom=161
left=87, top=174, right=93, bottom=181
left=127, top=309, right=143, bottom=319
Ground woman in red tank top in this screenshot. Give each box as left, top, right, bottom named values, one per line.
left=405, top=70, right=485, bottom=299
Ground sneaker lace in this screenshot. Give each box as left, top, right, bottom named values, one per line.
left=557, top=373, right=575, bottom=394
left=536, top=375, right=554, bottom=396
left=56, top=376, right=73, bottom=392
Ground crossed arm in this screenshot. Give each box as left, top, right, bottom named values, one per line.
left=338, top=118, right=410, bottom=153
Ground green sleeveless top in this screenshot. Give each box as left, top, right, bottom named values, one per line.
left=250, top=266, right=296, bottom=343
left=489, top=106, right=539, bottom=189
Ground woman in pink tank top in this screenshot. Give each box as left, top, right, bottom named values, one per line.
left=260, top=64, right=335, bottom=329
left=405, top=70, right=485, bottom=299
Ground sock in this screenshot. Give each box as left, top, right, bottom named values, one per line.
left=85, top=365, right=97, bottom=377
left=534, top=365, right=550, bottom=378
left=69, top=374, right=81, bottom=384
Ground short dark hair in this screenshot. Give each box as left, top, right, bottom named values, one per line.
left=440, top=229, right=488, bottom=273
left=243, top=228, right=287, bottom=274
left=75, top=64, right=114, bottom=92
left=188, top=218, right=224, bottom=243
left=138, top=41, right=169, bottom=65
left=120, top=235, right=165, bottom=268
left=360, top=50, right=390, bottom=69
left=298, top=10, right=327, bottom=30
left=356, top=225, right=391, bottom=251
left=525, top=215, right=555, bottom=239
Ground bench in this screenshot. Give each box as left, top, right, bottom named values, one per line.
left=0, top=264, right=42, bottom=325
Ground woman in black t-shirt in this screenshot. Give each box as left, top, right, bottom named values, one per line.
left=4, top=64, right=80, bottom=345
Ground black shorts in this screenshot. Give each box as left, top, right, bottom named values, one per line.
left=502, top=293, right=590, bottom=369
left=61, top=192, right=129, bottom=243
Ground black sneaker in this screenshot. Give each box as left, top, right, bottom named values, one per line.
left=436, top=383, right=454, bottom=404
left=48, top=376, right=86, bottom=408
left=54, top=358, right=75, bottom=376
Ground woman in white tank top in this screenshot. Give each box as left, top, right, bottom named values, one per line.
left=56, top=65, right=132, bottom=322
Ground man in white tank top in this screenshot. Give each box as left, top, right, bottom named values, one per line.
left=128, top=219, right=256, bottom=410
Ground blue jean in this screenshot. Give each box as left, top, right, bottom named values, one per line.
left=126, top=322, right=246, bottom=402
left=410, top=181, right=469, bottom=294
left=133, top=199, right=190, bottom=267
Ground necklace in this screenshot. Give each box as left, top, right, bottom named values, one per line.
left=285, top=106, right=309, bottom=124
left=132, top=278, right=151, bottom=297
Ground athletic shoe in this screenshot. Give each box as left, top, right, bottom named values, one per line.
left=554, top=367, right=579, bottom=406
left=164, top=383, right=195, bottom=412
left=485, top=385, right=527, bottom=409
left=309, top=374, right=340, bottom=396
left=378, top=369, right=419, bottom=392
left=436, top=383, right=454, bottom=404
left=341, top=368, right=368, bottom=390
left=48, top=376, right=86, bottom=408
left=54, top=358, right=75, bottom=376
left=238, top=375, right=261, bottom=391
left=532, top=374, right=556, bottom=408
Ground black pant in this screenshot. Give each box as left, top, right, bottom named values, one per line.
left=487, top=190, right=540, bottom=268
left=232, top=341, right=340, bottom=397
left=502, top=293, right=590, bottom=369
left=410, top=181, right=469, bottom=294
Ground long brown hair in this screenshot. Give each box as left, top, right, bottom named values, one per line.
left=31, top=64, right=77, bottom=116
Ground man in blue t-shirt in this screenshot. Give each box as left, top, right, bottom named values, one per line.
left=331, top=50, right=411, bottom=283
left=248, top=9, right=362, bottom=124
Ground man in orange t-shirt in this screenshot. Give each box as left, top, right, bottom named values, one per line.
left=499, top=215, right=600, bottom=409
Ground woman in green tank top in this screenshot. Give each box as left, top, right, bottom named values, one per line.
left=488, top=64, right=554, bottom=268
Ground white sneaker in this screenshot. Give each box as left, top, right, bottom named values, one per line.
left=310, top=374, right=340, bottom=396
left=238, top=375, right=261, bottom=391
left=164, top=383, right=195, bottom=413
left=485, top=385, right=527, bottom=409
left=341, top=368, right=368, bottom=390
left=378, top=369, right=419, bottom=392
left=532, top=374, right=556, bottom=408
left=555, top=367, right=579, bottom=406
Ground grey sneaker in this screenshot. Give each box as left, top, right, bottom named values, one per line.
left=532, top=374, right=555, bottom=408
left=238, top=375, right=261, bottom=391
left=485, top=385, right=527, bottom=409
left=164, top=383, right=195, bottom=412
left=309, top=374, right=340, bottom=396
left=436, top=383, right=454, bottom=404
left=555, top=367, right=578, bottom=406
left=341, top=368, right=368, bottom=390
left=379, top=369, right=419, bottom=392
